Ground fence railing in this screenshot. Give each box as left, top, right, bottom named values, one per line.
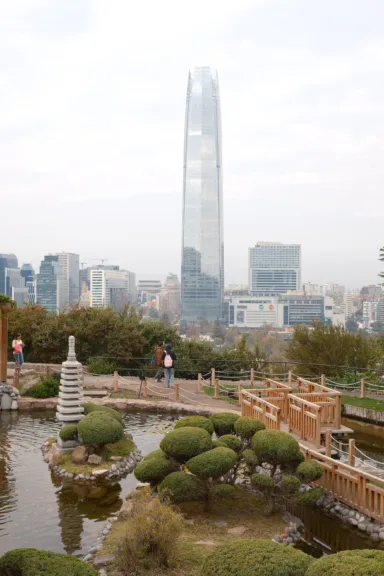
left=240, top=389, right=281, bottom=430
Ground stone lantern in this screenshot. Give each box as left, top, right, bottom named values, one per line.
left=56, top=336, right=84, bottom=425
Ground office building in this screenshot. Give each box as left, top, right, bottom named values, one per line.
left=156, top=273, right=181, bottom=320
left=137, top=279, right=162, bottom=305
left=376, top=299, right=384, bottom=325
left=249, top=243, right=301, bottom=296
left=36, top=255, right=68, bottom=313
left=181, top=67, right=224, bottom=325
left=21, top=263, right=35, bottom=304
left=281, top=291, right=324, bottom=326
left=363, top=301, right=378, bottom=325
left=90, top=269, right=136, bottom=312
left=0, top=254, right=18, bottom=295
left=56, top=253, right=80, bottom=305
left=341, top=292, right=357, bottom=319
left=224, top=285, right=249, bottom=298
left=228, top=296, right=282, bottom=328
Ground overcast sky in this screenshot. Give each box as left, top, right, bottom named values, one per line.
left=1, top=0, right=384, bottom=288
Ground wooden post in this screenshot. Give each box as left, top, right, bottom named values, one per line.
left=0, top=312, right=8, bottom=383
left=175, top=382, right=180, bottom=402
left=348, top=438, right=356, bottom=467
left=335, top=394, right=341, bottom=429
left=300, top=402, right=305, bottom=439
left=315, top=408, right=321, bottom=447
left=211, top=368, right=215, bottom=387
left=321, top=374, right=325, bottom=387
left=143, top=379, right=148, bottom=398
left=197, top=373, right=202, bottom=393
left=237, top=383, right=241, bottom=406
left=288, top=369, right=292, bottom=386
left=113, top=371, right=119, bottom=392
left=325, top=429, right=332, bottom=457
left=214, top=378, right=219, bottom=399
left=360, top=378, right=366, bottom=399
left=250, top=366, right=254, bottom=386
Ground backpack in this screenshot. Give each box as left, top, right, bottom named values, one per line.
left=164, top=353, right=173, bottom=368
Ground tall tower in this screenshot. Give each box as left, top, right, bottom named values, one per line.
left=181, top=67, right=224, bottom=326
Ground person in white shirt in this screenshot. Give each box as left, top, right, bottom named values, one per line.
left=12, top=334, right=24, bottom=373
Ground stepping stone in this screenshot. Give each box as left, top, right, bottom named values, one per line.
left=227, top=526, right=249, bottom=536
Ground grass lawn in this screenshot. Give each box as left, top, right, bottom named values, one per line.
left=99, top=487, right=285, bottom=576
left=202, top=386, right=238, bottom=405
left=342, top=395, right=384, bottom=411
left=58, top=438, right=135, bottom=475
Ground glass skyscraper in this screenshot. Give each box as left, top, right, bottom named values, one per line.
left=181, top=67, right=224, bottom=325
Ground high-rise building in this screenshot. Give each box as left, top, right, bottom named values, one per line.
left=281, top=291, right=324, bottom=326
left=5, top=268, right=28, bottom=307
left=21, top=263, right=35, bottom=304
left=90, top=269, right=136, bottom=312
left=156, top=273, right=181, bottom=320
left=56, top=253, right=80, bottom=305
left=249, top=242, right=301, bottom=296
left=36, top=255, right=68, bottom=313
left=137, top=280, right=162, bottom=305
left=181, top=66, right=224, bottom=325
left=0, top=254, right=18, bottom=294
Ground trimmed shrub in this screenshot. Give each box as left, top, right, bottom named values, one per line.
left=143, top=449, right=167, bottom=461
left=160, top=427, right=213, bottom=463
left=174, top=416, right=214, bottom=435
left=252, top=430, right=302, bottom=474
left=187, top=447, right=238, bottom=479
left=306, top=549, right=384, bottom=576
left=219, top=434, right=242, bottom=453
left=212, top=440, right=226, bottom=448
left=158, top=472, right=206, bottom=503
left=210, top=412, right=240, bottom=436
left=59, top=424, right=78, bottom=442
left=83, top=403, right=123, bottom=425
left=242, top=449, right=258, bottom=473
left=280, top=475, right=301, bottom=496
left=134, top=453, right=176, bottom=485
left=234, top=417, right=265, bottom=440
left=213, top=484, right=236, bottom=499
left=296, top=460, right=324, bottom=483
left=87, top=357, right=116, bottom=375
left=78, top=412, right=124, bottom=446
left=295, top=487, right=324, bottom=507
left=26, top=375, right=59, bottom=398
left=0, top=548, right=97, bottom=576
left=251, top=473, right=274, bottom=494
left=201, top=539, right=314, bottom=576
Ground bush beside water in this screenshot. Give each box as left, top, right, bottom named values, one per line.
left=26, top=375, right=59, bottom=398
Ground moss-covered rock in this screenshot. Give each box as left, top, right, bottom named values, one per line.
left=77, top=412, right=124, bottom=446
left=59, top=424, right=78, bottom=442
left=174, top=416, right=214, bottom=435
left=234, top=417, right=265, bottom=440
left=210, top=412, right=240, bottom=436
left=201, top=539, right=314, bottom=576
left=187, top=447, right=237, bottom=479
left=0, top=548, right=97, bottom=576
left=158, top=472, right=206, bottom=503
left=218, top=434, right=242, bottom=453
left=160, top=427, right=213, bottom=463
left=306, top=549, right=384, bottom=576
left=83, top=403, right=123, bottom=425
left=134, top=453, right=176, bottom=485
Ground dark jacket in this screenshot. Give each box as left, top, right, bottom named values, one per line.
left=162, top=350, right=176, bottom=368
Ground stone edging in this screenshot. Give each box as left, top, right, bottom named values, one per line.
left=342, top=404, right=384, bottom=427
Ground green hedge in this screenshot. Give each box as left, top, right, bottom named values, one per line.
left=210, top=412, right=240, bottom=436
left=213, top=484, right=236, bottom=499
left=78, top=412, right=124, bottom=446
left=218, top=434, right=242, bottom=453
left=134, top=453, right=176, bottom=485
left=26, top=376, right=59, bottom=398
left=234, top=417, right=265, bottom=440
left=174, top=416, right=214, bottom=435
left=158, top=472, right=206, bottom=503
left=280, top=475, right=301, bottom=496
left=142, top=449, right=167, bottom=461
left=187, top=447, right=237, bottom=479
left=160, top=427, right=213, bottom=463
left=296, top=460, right=324, bottom=483
left=83, top=403, right=123, bottom=425
left=252, top=430, right=303, bottom=471
left=59, top=424, right=78, bottom=442
left=201, top=539, right=314, bottom=576
left=251, top=473, right=274, bottom=493
left=0, top=548, right=97, bottom=576
left=295, top=487, right=324, bottom=507
left=306, top=549, right=384, bottom=576
left=212, top=440, right=226, bottom=448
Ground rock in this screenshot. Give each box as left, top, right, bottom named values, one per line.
left=214, top=521, right=227, bottom=528
left=98, top=570, right=107, bottom=576
left=358, top=523, right=367, bottom=532
left=84, top=554, right=92, bottom=562
left=88, top=454, right=102, bottom=465
left=227, top=526, right=249, bottom=536
left=93, top=469, right=109, bottom=477
left=1, top=394, right=12, bottom=410
left=342, top=509, right=349, bottom=517
left=371, top=533, right=380, bottom=542
left=348, top=518, right=358, bottom=526
left=373, top=524, right=381, bottom=533
left=185, top=519, right=194, bottom=525
left=366, top=524, right=374, bottom=535
left=379, top=531, right=384, bottom=541
left=118, top=500, right=133, bottom=520
left=334, top=505, right=341, bottom=513
left=110, top=456, right=122, bottom=461
left=92, top=555, right=115, bottom=569
left=49, top=444, right=62, bottom=467
left=349, top=510, right=355, bottom=518
left=72, top=446, right=88, bottom=464
left=286, top=537, right=293, bottom=544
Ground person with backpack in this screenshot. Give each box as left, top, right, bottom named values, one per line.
left=12, top=333, right=24, bottom=374
left=162, top=343, right=177, bottom=388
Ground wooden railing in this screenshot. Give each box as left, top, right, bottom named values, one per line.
left=288, top=394, right=322, bottom=447
left=240, top=389, right=281, bottom=430
left=302, top=448, right=384, bottom=522
left=294, top=392, right=341, bottom=429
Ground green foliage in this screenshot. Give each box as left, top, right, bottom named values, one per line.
left=83, top=402, right=123, bottom=425
left=0, top=548, right=97, bottom=575
left=251, top=473, right=275, bottom=494
left=213, top=484, right=236, bottom=499
left=174, top=416, right=214, bottom=435
left=201, top=539, right=314, bottom=576
left=234, top=417, right=266, bottom=440
left=242, top=449, right=258, bottom=473
left=87, top=357, right=117, bottom=375
left=59, top=424, right=78, bottom=442
left=296, top=460, right=324, bottom=483
left=142, top=449, right=166, bottom=460
left=295, top=487, right=324, bottom=507
left=0, top=293, right=14, bottom=304
left=306, top=549, right=384, bottom=576
left=252, top=430, right=303, bottom=473
left=280, top=475, right=301, bottom=496
left=212, top=440, right=226, bottom=448
left=210, top=412, right=240, bottom=436
left=134, top=453, right=176, bottom=485
left=158, top=472, right=206, bottom=503
left=160, top=427, right=213, bottom=463
left=218, top=434, right=242, bottom=453
left=186, top=447, right=237, bottom=479
left=77, top=412, right=124, bottom=446
left=26, top=375, right=59, bottom=398
left=100, top=438, right=135, bottom=460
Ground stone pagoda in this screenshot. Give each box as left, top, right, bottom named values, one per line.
left=56, top=335, right=84, bottom=424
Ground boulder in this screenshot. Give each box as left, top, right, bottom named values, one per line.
left=49, top=443, right=62, bottom=466
left=118, top=500, right=133, bottom=520
left=93, top=469, right=109, bottom=477
left=88, top=454, right=102, bottom=465
left=72, top=446, right=88, bottom=464
left=92, top=555, right=115, bottom=569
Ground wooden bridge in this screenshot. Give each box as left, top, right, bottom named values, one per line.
left=240, top=377, right=384, bottom=522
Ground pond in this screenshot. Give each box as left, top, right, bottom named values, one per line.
left=0, top=411, right=380, bottom=558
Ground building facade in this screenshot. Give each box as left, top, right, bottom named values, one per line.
left=56, top=253, right=80, bottom=306
left=249, top=243, right=301, bottom=296
left=181, top=67, right=224, bottom=325
left=36, top=255, right=68, bottom=313
left=281, top=292, right=324, bottom=326
left=90, top=269, right=136, bottom=312
left=228, top=296, right=283, bottom=328
left=21, top=263, right=35, bottom=304
left=137, top=279, right=161, bottom=305
left=0, top=254, right=18, bottom=295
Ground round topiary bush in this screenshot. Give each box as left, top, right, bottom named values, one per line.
left=234, top=417, right=265, bottom=440
left=201, top=539, right=314, bottom=576
left=0, top=548, right=97, bottom=576
left=295, top=487, right=324, bottom=507
left=210, top=412, right=240, bottom=436
left=242, top=449, right=258, bottom=472
left=187, top=447, right=238, bottom=479
left=252, top=430, right=303, bottom=473
left=158, top=472, right=206, bottom=503
left=143, top=449, right=167, bottom=461
left=280, top=475, right=301, bottom=496
left=174, top=416, right=214, bottom=435
left=218, top=434, right=242, bottom=453
left=306, top=549, right=384, bottom=576
left=213, top=484, right=236, bottom=499
left=296, top=460, right=324, bottom=483
left=83, top=402, right=123, bottom=425
left=134, top=453, right=176, bottom=485
left=251, top=473, right=275, bottom=493
left=78, top=412, right=124, bottom=446
left=59, top=424, right=78, bottom=442
left=212, top=440, right=226, bottom=448
left=160, top=427, right=213, bottom=462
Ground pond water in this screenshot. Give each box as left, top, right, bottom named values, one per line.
left=0, top=411, right=381, bottom=558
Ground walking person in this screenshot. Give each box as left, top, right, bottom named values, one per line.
left=12, top=333, right=24, bottom=375
left=162, top=344, right=176, bottom=388
left=154, top=342, right=164, bottom=382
